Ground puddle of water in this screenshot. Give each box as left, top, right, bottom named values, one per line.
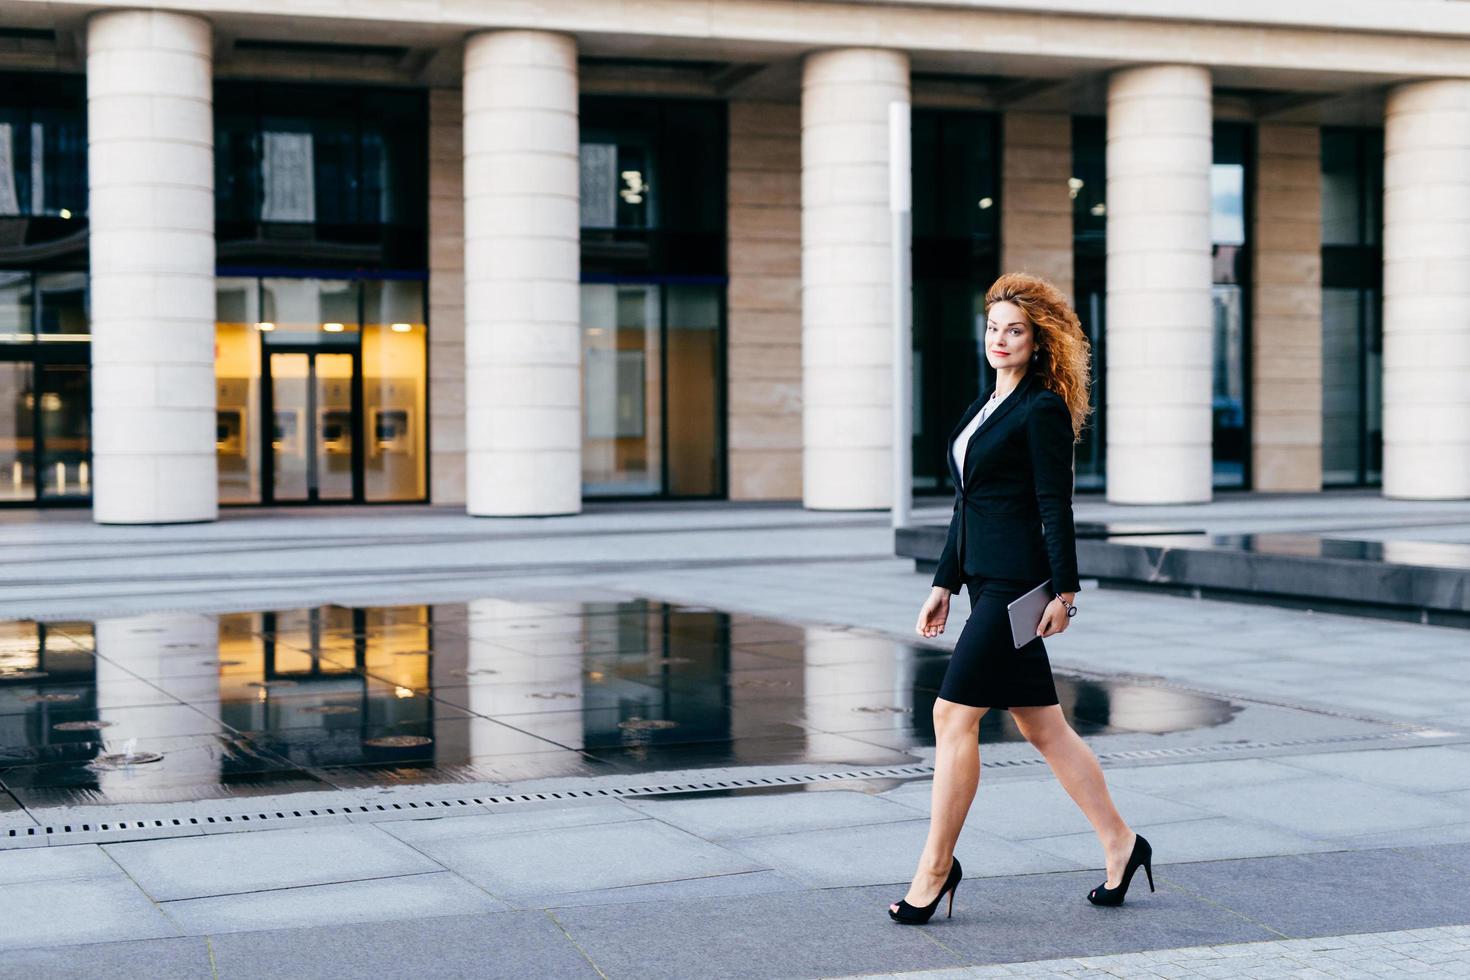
left=0, top=600, right=1244, bottom=806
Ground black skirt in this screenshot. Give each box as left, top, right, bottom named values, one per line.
left=936, top=574, right=1061, bottom=709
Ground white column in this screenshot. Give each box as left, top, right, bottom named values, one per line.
left=801, top=48, right=909, bottom=510
left=462, top=30, right=581, bottom=516
left=1382, top=79, right=1470, bottom=499
left=1104, top=64, right=1214, bottom=504
left=86, top=10, right=216, bottom=523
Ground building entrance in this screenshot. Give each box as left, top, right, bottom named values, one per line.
left=262, top=349, right=362, bottom=504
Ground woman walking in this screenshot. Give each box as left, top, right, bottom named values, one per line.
left=888, top=272, right=1153, bottom=924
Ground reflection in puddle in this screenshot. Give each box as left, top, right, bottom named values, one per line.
left=0, top=600, right=1244, bottom=806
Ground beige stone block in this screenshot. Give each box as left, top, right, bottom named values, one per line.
left=729, top=414, right=803, bottom=451
left=1252, top=446, right=1322, bottom=491
left=1256, top=186, right=1321, bottom=222
left=729, top=379, right=802, bottom=415
left=729, top=204, right=802, bottom=241
left=1003, top=146, right=1072, bottom=181
left=729, top=343, right=802, bottom=380
left=1256, top=124, right=1320, bottom=159
left=730, top=275, right=801, bottom=312
left=1003, top=112, right=1070, bottom=148
left=730, top=242, right=803, bottom=278
left=1003, top=211, right=1072, bottom=246
left=1253, top=379, right=1322, bottom=413
left=1254, top=219, right=1321, bottom=253
left=430, top=450, right=467, bottom=505
left=1003, top=179, right=1073, bottom=215
left=1253, top=253, right=1321, bottom=288
left=730, top=134, right=801, bottom=173
left=430, top=338, right=466, bottom=379
left=1257, top=153, right=1320, bottom=190
left=730, top=102, right=800, bottom=137
left=729, top=449, right=802, bottom=500
left=730, top=170, right=801, bottom=207
left=728, top=310, right=801, bottom=345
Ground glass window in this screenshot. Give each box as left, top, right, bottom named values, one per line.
left=582, top=283, right=661, bottom=496
left=216, top=277, right=263, bottom=503
left=0, top=360, right=34, bottom=500
left=362, top=280, right=426, bottom=502
left=0, top=76, right=87, bottom=220
left=665, top=284, right=721, bottom=497
left=911, top=109, right=1001, bottom=493
left=0, top=271, right=32, bottom=342
left=261, top=278, right=359, bottom=346
left=36, top=363, right=89, bottom=499
left=1320, top=127, right=1384, bottom=487
left=36, top=271, right=87, bottom=339
left=1211, top=122, right=1252, bottom=489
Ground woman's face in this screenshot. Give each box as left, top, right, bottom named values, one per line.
left=984, top=300, right=1034, bottom=370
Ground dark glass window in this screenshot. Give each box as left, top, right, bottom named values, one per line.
left=1321, top=127, right=1383, bottom=487
left=0, top=72, right=88, bottom=270
left=1072, top=116, right=1106, bottom=491
left=214, top=82, right=428, bottom=271
left=912, top=109, right=1001, bottom=495
left=1212, top=121, right=1252, bottom=490
left=577, top=97, right=727, bottom=500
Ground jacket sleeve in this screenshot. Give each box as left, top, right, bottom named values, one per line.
left=1026, top=391, right=1081, bottom=594
left=930, top=493, right=963, bottom=595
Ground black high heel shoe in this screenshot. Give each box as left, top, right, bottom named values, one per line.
left=1087, top=832, right=1153, bottom=906
left=888, top=856, right=962, bottom=924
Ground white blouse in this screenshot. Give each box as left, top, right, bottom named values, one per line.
left=950, top=386, right=1011, bottom=490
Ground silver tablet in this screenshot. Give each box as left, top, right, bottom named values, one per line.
left=1006, top=578, right=1053, bottom=649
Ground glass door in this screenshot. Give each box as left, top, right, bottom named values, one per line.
left=265, top=350, right=360, bottom=503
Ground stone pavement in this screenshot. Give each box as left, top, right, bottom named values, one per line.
left=1, top=491, right=1468, bottom=977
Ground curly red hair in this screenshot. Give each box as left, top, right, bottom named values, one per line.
left=984, top=272, right=1094, bottom=444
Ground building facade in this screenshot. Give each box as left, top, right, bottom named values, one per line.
left=0, top=1, right=1461, bottom=522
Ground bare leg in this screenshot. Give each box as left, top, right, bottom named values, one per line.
left=891, top=696, right=988, bottom=913
left=1010, top=704, right=1136, bottom=888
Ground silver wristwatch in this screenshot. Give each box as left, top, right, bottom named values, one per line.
left=1055, top=594, right=1078, bottom=617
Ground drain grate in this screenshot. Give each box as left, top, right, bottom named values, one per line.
left=4, top=723, right=1461, bottom=848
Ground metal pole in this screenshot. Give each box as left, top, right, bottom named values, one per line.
left=889, top=101, right=912, bottom=530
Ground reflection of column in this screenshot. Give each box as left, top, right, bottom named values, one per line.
left=87, top=10, right=216, bottom=523
left=94, top=613, right=220, bottom=789
left=1382, top=80, right=1470, bottom=499
left=1105, top=65, right=1213, bottom=504
left=801, top=48, right=909, bottom=510
left=462, top=30, right=580, bottom=516
left=467, top=598, right=583, bottom=754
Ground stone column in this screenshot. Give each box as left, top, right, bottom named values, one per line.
left=462, top=30, right=580, bottom=516
left=1252, top=124, right=1322, bottom=492
left=86, top=10, right=216, bottom=523
left=1104, top=64, right=1214, bottom=504
left=1382, top=79, right=1470, bottom=499
left=1001, top=112, right=1074, bottom=301
left=801, top=48, right=909, bottom=510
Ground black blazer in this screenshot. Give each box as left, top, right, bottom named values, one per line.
left=931, top=369, right=1081, bottom=595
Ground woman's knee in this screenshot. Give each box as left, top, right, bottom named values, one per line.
left=932, top=696, right=985, bottom=738
left=1012, top=704, right=1068, bottom=751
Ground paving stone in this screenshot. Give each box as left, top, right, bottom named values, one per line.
left=0, top=875, right=180, bottom=951
left=1, top=937, right=214, bottom=979
left=101, top=824, right=443, bottom=901
left=160, top=870, right=508, bottom=934
left=208, top=911, right=601, bottom=980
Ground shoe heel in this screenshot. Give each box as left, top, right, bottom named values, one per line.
left=947, top=880, right=958, bottom=918
left=1144, top=859, right=1154, bottom=892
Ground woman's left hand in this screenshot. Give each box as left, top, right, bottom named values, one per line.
left=1036, top=597, right=1072, bottom=639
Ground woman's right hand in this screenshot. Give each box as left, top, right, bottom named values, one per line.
left=916, top=587, right=951, bottom=638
